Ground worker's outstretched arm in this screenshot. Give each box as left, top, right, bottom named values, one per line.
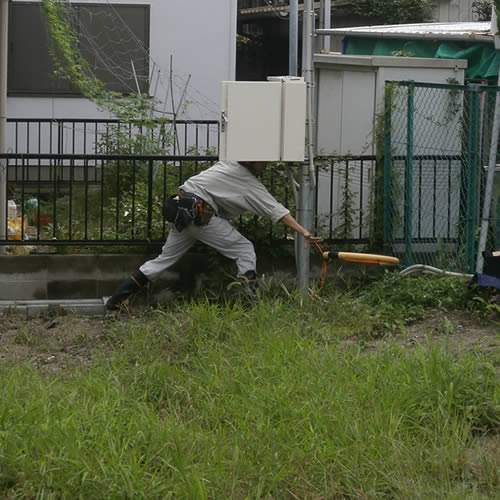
left=279, top=214, right=323, bottom=244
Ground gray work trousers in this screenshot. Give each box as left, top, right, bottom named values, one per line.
left=139, top=216, right=256, bottom=281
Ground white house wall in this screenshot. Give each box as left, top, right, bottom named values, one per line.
left=7, top=0, right=237, bottom=121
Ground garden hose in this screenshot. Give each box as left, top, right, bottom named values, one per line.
left=322, top=251, right=400, bottom=267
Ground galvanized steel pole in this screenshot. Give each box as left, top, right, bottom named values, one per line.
left=476, top=81, right=500, bottom=273
left=476, top=8, right=500, bottom=273
left=0, top=0, right=8, bottom=249
left=297, top=0, right=315, bottom=294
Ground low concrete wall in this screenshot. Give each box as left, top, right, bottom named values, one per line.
left=0, top=251, right=386, bottom=302
left=0, top=252, right=299, bottom=301
left=0, top=254, right=149, bottom=300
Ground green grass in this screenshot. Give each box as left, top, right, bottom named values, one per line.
left=0, top=274, right=499, bottom=498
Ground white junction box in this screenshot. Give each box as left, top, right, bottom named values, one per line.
left=220, top=76, right=306, bottom=162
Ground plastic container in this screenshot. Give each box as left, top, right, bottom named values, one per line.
left=7, top=200, right=17, bottom=220
left=483, top=251, right=500, bottom=279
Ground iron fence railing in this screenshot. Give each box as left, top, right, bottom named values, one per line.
left=1, top=151, right=377, bottom=250
left=1, top=153, right=218, bottom=247
left=315, top=155, right=375, bottom=244
left=6, top=118, right=220, bottom=158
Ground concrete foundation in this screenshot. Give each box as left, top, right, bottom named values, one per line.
left=0, top=250, right=385, bottom=316
left=0, top=251, right=299, bottom=302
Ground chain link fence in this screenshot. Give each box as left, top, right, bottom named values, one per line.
left=383, top=81, right=500, bottom=273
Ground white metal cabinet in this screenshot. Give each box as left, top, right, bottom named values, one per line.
left=220, top=78, right=306, bottom=162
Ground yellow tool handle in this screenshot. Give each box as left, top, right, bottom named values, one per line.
left=322, top=251, right=399, bottom=266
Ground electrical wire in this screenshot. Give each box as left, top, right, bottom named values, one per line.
left=308, top=240, right=328, bottom=301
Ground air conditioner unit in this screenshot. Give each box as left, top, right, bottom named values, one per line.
left=220, top=76, right=306, bottom=162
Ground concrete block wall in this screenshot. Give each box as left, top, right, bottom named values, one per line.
left=0, top=253, right=299, bottom=301
left=0, top=251, right=386, bottom=302
left=0, top=254, right=150, bottom=300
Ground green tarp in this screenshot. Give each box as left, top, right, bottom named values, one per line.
left=344, top=37, right=500, bottom=79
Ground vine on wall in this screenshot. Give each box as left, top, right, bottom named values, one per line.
left=41, top=0, right=161, bottom=124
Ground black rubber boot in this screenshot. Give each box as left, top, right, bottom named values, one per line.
left=240, top=270, right=258, bottom=304
left=106, top=270, right=149, bottom=310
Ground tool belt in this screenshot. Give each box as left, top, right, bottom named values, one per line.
left=163, top=190, right=215, bottom=232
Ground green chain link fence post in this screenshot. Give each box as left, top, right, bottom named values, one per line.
left=466, top=84, right=480, bottom=273
left=405, top=82, right=415, bottom=266
left=383, top=83, right=393, bottom=254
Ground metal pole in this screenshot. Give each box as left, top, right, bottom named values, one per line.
left=297, top=0, right=315, bottom=294
left=476, top=73, right=500, bottom=273
left=289, top=0, right=298, bottom=76
left=0, top=0, right=8, bottom=249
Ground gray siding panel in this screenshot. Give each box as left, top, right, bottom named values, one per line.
left=434, top=0, right=477, bottom=22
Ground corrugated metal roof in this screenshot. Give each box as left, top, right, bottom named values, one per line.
left=316, top=22, right=494, bottom=42
left=240, top=1, right=321, bottom=17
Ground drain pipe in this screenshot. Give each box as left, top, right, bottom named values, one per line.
left=303, top=0, right=316, bottom=188
left=0, top=0, right=8, bottom=252
left=289, top=0, right=298, bottom=77
left=320, top=0, right=331, bottom=53
left=288, top=0, right=299, bottom=206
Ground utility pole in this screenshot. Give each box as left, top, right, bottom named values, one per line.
left=0, top=0, right=8, bottom=250
left=296, top=0, right=315, bottom=294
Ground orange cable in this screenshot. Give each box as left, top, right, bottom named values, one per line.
left=308, top=241, right=327, bottom=301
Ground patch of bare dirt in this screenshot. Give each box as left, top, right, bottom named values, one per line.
left=341, top=309, right=499, bottom=360
left=398, top=309, right=499, bottom=354
left=0, top=308, right=119, bottom=375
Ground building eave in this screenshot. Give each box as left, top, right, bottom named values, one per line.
left=316, top=22, right=494, bottom=44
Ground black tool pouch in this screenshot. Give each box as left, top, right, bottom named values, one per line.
left=163, top=192, right=213, bottom=232
left=179, top=191, right=214, bottom=226
left=163, top=195, right=179, bottom=223
left=163, top=195, right=193, bottom=232
left=174, top=207, right=194, bottom=232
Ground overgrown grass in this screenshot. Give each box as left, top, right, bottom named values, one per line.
left=0, top=274, right=498, bottom=498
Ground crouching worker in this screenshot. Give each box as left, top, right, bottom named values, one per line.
left=106, top=160, right=323, bottom=310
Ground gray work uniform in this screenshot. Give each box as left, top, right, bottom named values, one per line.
left=139, top=161, right=290, bottom=280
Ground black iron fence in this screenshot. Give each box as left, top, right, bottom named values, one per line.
left=1, top=153, right=217, bottom=247
left=6, top=118, right=220, bottom=157
left=1, top=119, right=379, bottom=250
left=314, top=155, right=376, bottom=244
left=0, top=152, right=376, bottom=250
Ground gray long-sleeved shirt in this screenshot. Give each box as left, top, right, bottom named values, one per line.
left=179, top=161, right=290, bottom=223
